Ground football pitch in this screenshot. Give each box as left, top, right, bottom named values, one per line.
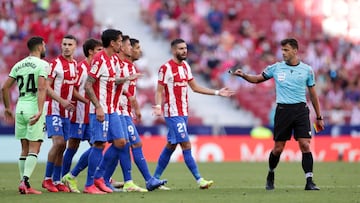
left=0, top=162, right=359, bottom=203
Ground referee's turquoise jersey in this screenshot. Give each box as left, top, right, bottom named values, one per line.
left=262, top=61, right=315, bottom=104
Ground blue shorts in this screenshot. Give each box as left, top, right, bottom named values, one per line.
left=124, top=115, right=141, bottom=144
left=89, top=113, right=109, bottom=144
left=164, top=116, right=189, bottom=144
left=46, top=115, right=70, bottom=140
left=69, top=123, right=91, bottom=141
left=118, top=115, right=129, bottom=140
left=107, top=113, right=127, bottom=142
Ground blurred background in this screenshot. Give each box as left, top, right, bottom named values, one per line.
left=0, top=0, right=359, bottom=162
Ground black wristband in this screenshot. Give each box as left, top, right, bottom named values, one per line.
left=316, top=116, right=323, bottom=120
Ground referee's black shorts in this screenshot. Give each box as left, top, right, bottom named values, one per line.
left=273, top=102, right=311, bottom=141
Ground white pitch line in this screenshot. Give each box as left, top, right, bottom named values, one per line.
left=234, top=185, right=360, bottom=189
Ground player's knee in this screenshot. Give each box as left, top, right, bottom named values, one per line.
left=299, top=143, right=311, bottom=152
left=132, top=141, right=142, bottom=148
left=67, top=139, right=81, bottom=149
left=272, top=147, right=284, bottom=155
left=53, top=142, right=66, bottom=151
left=298, top=139, right=311, bottom=152
left=113, top=139, right=126, bottom=148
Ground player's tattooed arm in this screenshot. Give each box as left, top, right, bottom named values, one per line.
left=85, top=76, right=101, bottom=108
left=115, top=73, right=143, bottom=84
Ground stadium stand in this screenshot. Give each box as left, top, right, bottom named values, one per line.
left=1, top=0, right=360, bottom=127
left=0, top=0, right=99, bottom=124
left=139, top=0, right=360, bottom=126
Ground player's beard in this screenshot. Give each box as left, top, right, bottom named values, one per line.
left=176, top=53, right=186, bottom=61
left=40, top=51, right=46, bottom=59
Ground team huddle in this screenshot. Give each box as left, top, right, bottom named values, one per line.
left=2, top=29, right=228, bottom=195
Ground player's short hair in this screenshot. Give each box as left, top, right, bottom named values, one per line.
left=27, top=36, right=44, bottom=52
left=63, top=34, right=78, bottom=43
left=281, top=38, right=298, bottom=50
left=101, top=29, right=122, bottom=48
left=83, top=38, right=102, bottom=57
left=122, top=35, right=130, bottom=43
left=130, top=38, right=139, bottom=47
left=171, top=38, right=186, bottom=48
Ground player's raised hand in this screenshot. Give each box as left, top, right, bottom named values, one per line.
left=228, top=63, right=242, bottom=75
left=232, top=69, right=245, bottom=77
left=219, top=87, right=235, bottom=97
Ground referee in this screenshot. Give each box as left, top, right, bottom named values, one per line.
left=232, top=38, right=325, bottom=190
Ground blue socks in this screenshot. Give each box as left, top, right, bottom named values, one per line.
left=153, top=147, right=173, bottom=179
left=45, top=162, right=54, bottom=178
left=95, top=144, right=120, bottom=179
left=103, top=154, right=118, bottom=183
left=118, top=143, right=132, bottom=182
left=132, top=146, right=152, bottom=181
left=53, top=165, right=62, bottom=182
left=183, top=149, right=201, bottom=180
left=71, top=147, right=91, bottom=177
left=85, top=147, right=102, bottom=187
left=62, top=148, right=77, bottom=176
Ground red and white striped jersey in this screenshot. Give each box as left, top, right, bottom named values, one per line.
left=157, top=59, right=193, bottom=117
left=118, top=59, right=138, bottom=116
left=113, top=55, right=124, bottom=115
left=70, top=59, right=90, bottom=124
left=47, top=55, right=77, bottom=118
left=88, top=50, right=118, bottom=114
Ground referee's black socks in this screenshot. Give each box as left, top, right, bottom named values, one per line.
left=302, top=152, right=314, bottom=175
left=268, top=151, right=280, bottom=171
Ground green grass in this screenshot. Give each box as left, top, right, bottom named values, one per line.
left=0, top=162, right=359, bottom=203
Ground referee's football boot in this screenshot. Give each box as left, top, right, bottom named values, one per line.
left=305, top=178, right=320, bottom=190
left=265, top=171, right=275, bottom=190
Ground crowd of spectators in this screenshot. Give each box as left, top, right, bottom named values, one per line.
left=0, top=0, right=101, bottom=125
left=1, top=0, right=359, bottom=127
left=138, top=0, right=360, bottom=126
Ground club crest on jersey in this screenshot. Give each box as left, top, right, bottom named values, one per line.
left=90, top=63, right=99, bottom=74
left=181, top=133, right=186, bottom=138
